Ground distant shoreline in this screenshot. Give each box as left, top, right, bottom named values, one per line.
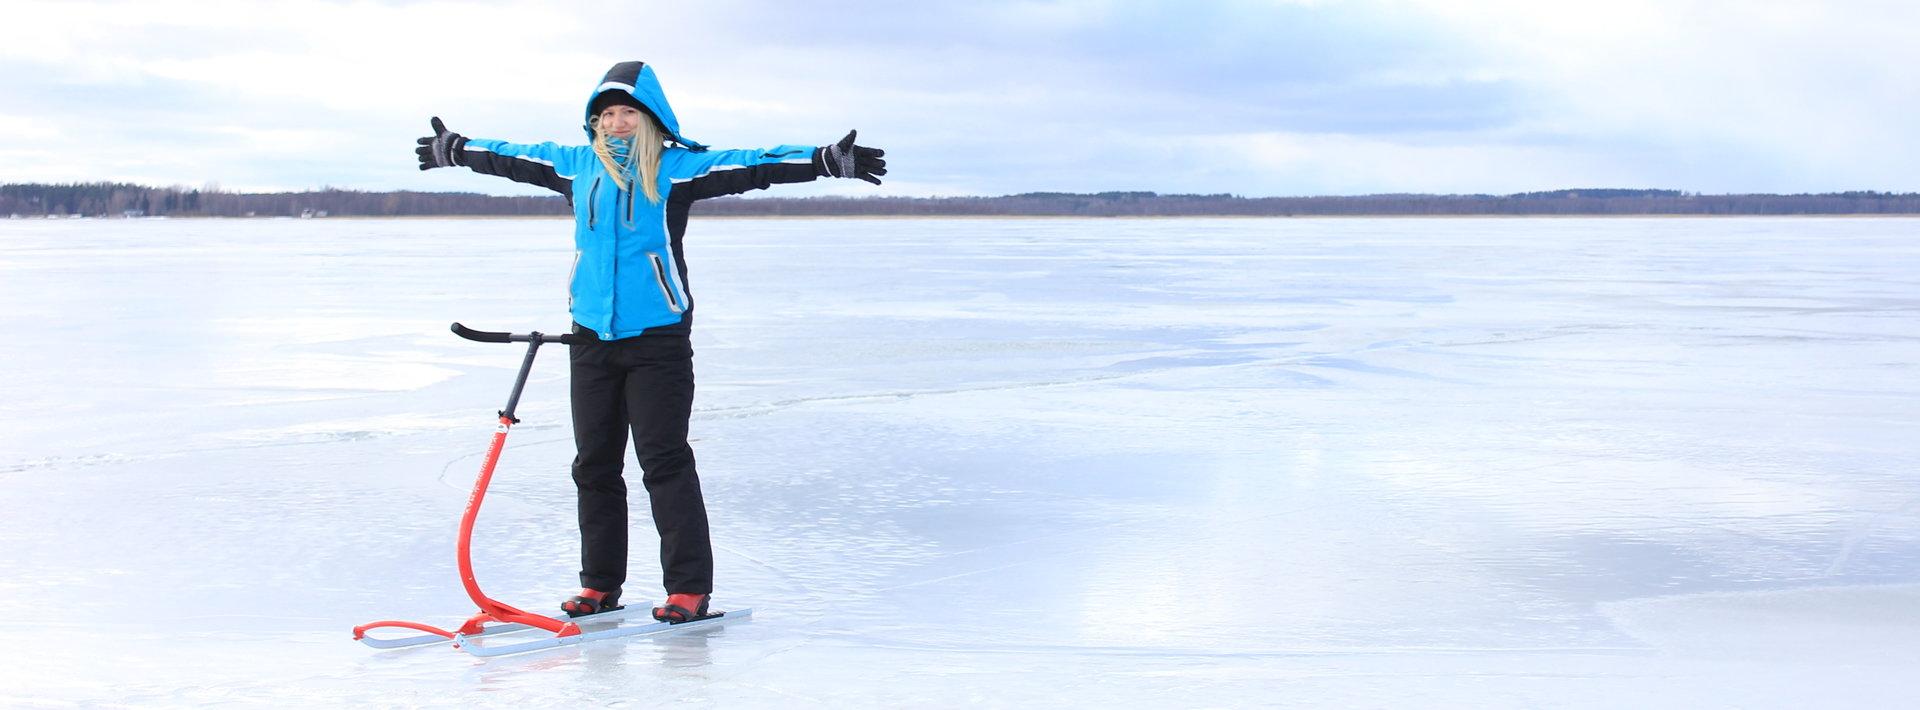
left=13, top=213, right=1920, bottom=221
left=9, top=183, right=1920, bottom=218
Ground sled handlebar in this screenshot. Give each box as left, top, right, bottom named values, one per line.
left=450, top=322, right=581, bottom=345
left=448, top=322, right=577, bottom=423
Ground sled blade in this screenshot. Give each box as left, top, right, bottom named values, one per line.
left=453, top=608, right=751, bottom=657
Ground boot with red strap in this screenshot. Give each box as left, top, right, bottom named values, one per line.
left=652, top=593, right=711, bottom=624
left=560, top=587, right=622, bottom=618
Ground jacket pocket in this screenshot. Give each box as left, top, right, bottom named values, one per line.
left=567, top=249, right=582, bottom=308
left=587, top=177, right=601, bottom=229
left=648, top=252, right=684, bottom=313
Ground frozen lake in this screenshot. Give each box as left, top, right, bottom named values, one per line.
left=2, top=216, right=1918, bottom=706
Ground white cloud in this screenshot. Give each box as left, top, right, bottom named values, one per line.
left=1402, top=0, right=1920, bottom=191
left=2, top=0, right=1916, bottom=194
left=6, top=0, right=600, bottom=108
left=0, top=113, right=62, bottom=141
left=1193, top=131, right=1647, bottom=195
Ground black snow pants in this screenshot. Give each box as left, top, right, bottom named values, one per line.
left=568, top=325, right=713, bottom=595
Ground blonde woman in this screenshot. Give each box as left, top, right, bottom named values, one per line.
left=415, top=60, right=885, bottom=623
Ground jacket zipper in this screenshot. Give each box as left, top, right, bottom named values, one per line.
left=649, top=253, right=683, bottom=313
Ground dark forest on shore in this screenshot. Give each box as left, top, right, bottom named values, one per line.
left=7, top=182, right=1920, bottom=218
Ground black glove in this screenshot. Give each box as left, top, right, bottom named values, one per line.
left=415, top=117, right=467, bottom=170
left=817, top=130, right=886, bottom=185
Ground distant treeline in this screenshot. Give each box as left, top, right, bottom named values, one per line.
left=703, top=190, right=1920, bottom=216
left=7, top=183, right=1920, bottom=218
left=1, top=183, right=564, bottom=218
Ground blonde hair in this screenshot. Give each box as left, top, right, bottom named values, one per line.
left=589, top=114, right=664, bottom=205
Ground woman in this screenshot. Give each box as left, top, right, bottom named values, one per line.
left=414, top=60, right=885, bottom=622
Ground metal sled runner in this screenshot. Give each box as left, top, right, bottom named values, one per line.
left=351, top=323, right=748, bottom=656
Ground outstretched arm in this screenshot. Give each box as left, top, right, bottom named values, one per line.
left=415, top=117, right=586, bottom=197
left=675, top=130, right=887, bottom=202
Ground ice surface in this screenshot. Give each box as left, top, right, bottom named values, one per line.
left=2, top=216, right=1918, bottom=707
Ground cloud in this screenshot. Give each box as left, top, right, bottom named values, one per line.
left=2, top=0, right=1915, bottom=195
left=1402, top=0, right=1920, bottom=191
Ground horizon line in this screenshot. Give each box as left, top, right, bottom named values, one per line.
left=6, top=182, right=1920, bottom=201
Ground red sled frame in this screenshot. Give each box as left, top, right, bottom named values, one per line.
left=353, top=323, right=586, bottom=647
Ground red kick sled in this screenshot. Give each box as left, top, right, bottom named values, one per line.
left=351, top=323, right=747, bottom=657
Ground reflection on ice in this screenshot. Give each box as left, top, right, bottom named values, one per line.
left=2, top=217, right=1918, bottom=706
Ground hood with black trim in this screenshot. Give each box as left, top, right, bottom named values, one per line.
left=584, top=61, right=706, bottom=151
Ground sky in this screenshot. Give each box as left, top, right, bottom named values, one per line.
left=3, top=0, right=1916, bottom=197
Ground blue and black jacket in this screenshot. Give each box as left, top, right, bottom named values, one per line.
left=456, top=61, right=828, bottom=340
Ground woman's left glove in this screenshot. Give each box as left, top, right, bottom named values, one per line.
left=816, top=130, right=886, bottom=185
left=415, top=117, right=468, bottom=170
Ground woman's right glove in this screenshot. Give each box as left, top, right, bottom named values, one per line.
left=415, top=117, right=468, bottom=170
left=816, top=130, right=886, bottom=185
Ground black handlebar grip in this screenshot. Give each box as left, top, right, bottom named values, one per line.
left=450, top=322, right=511, bottom=342
left=451, top=322, right=582, bottom=345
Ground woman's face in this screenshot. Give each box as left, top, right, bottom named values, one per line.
left=598, top=105, right=642, bottom=139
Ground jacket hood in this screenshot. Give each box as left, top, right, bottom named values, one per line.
left=584, top=61, right=706, bottom=151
